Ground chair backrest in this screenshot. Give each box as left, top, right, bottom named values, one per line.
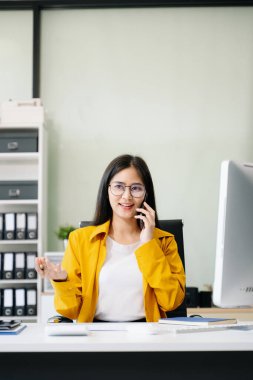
left=79, top=219, right=187, bottom=318
left=158, top=220, right=185, bottom=268
left=157, top=220, right=187, bottom=318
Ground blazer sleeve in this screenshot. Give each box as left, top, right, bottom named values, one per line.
left=51, top=231, right=83, bottom=320
left=135, top=235, right=186, bottom=312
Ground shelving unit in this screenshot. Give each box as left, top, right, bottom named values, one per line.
left=0, top=121, right=47, bottom=322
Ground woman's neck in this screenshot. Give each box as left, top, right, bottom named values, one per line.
left=109, top=218, right=140, bottom=245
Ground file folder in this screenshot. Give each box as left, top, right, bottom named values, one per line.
left=15, top=213, right=26, bottom=240
left=15, top=252, right=25, bottom=279
left=0, top=252, right=2, bottom=279
left=26, top=213, right=37, bottom=239
left=4, top=213, right=15, bottom=240
left=3, top=252, right=14, bottom=279
left=26, top=289, right=37, bottom=316
left=3, top=288, right=14, bottom=316
left=14, top=288, right=26, bottom=316
left=25, top=252, right=37, bottom=279
left=0, top=213, right=3, bottom=239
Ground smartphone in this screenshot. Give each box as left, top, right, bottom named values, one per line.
left=137, top=195, right=146, bottom=230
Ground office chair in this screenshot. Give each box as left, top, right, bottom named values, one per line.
left=79, top=219, right=187, bottom=318
left=156, top=220, right=187, bottom=318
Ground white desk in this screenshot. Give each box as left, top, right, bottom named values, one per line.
left=1, top=323, right=253, bottom=380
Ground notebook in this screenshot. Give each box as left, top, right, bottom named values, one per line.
left=0, top=324, right=27, bottom=335
left=159, top=317, right=237, bottom=326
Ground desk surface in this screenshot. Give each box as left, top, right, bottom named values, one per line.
left=1, top=322, right=253, bottom=353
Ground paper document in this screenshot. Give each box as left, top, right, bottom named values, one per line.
left=87, top=323, right=128, bottom=331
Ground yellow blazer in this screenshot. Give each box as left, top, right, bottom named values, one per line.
left=51, top=220, right=186, bottom=322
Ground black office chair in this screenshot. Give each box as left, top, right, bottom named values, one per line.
left=79, top=219, right=187, bottom=318
left=157, top=220, right=187, bottom=318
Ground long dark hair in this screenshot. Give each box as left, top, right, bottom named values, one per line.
left=92, top=154, right=159, bottom=226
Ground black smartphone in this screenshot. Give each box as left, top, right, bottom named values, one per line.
left=138, top=195, right=146, bottom=230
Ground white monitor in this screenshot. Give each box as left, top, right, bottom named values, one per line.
left=213, top=160, right=253, bottom=308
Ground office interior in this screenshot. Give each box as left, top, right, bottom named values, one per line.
left=0, top=2, right=253, bottom=298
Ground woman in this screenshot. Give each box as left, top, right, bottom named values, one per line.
left=35, top=154, right=185, bottom=322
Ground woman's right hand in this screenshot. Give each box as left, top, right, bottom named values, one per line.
left=35, top=257, right=68, bottom=281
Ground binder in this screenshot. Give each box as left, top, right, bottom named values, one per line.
left=26, top=213, right=37, bottom=239
left=4, top=213, right=15, bottom=240
left=14, top=288, right=26, bottom=316
left=14, top=252, right=25, bottom=279
left=3, top=288, right=14, bottom=316
left=3, top=252, right=14, bottom=280
left=25, top=252, right=37, bottom=279
left=0, top=252, right=2, bottom=279
left=0, top=288, right=2, bottom=315
left=26, top=289, right=37, bottom=316
left=15, top=213, right=26, bottom=240
left=0, top=213, right=3, bottom=239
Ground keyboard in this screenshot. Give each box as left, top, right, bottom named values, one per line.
left=45, top=323, right=89, bottom=336
left=166, top=322, right=253, bottom=334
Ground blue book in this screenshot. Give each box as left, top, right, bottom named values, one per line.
left=0, top=324, right=27, bottom=335
left=158, top=317, right=237, bottom=326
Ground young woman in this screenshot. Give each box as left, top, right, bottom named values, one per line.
left=35, top=154, right=185, bottom=322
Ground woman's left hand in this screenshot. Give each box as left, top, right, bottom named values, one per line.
left=135, top=201, right=156, bottom=244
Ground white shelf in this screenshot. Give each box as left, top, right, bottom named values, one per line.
left=0, top=122, right=43, bottom=129
left=0, top=200, right=38, bottom=205
left=0, top=121, right=47, bottom=323
left=0, top=279, right=38, bottom=285
left=0, top=316, right=37, bottom=322
left=0, top=152, right=39, bottom=161
left=0, top=240, right=38, bottom=245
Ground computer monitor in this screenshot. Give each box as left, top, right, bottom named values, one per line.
left=212, top=160, right=253, bottom=308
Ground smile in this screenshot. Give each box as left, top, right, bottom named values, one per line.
left=119, top=203, right=134, bottom=210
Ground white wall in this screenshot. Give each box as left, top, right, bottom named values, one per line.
left=1, top=7, right=252, bottom=291
left=40, top=7, right=253, bottom=289
left=0, top=11, right=33, bottom=103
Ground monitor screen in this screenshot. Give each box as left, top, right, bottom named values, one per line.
left=213, top=160, right=253, bottom=308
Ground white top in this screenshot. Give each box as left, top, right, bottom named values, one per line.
left=95, top=236, right=145, bottom=321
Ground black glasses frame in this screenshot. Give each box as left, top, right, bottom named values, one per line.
left=109, top=183, right=146, bottom=198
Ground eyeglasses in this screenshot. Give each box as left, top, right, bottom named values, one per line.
left=109, top=182, right=145, bottom=198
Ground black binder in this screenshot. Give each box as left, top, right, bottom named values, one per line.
left=15, top=213, right=26, bottom=240
left=0, top=252, right=2, bottom=279
left=3, top=252, right=14, bottom=280
left=14, top=288, right=26, bottom=317
left=4, top=213, right=15, bottom=240
left=26, top=289, right=37, bottom=316
left=25, top=252, right=37, bottom=279
left=14, top=252, right=25, bottom=279
left=0, top=213, right=3, bottom=239
left=26, top=213, right=37, bottom=239
left=3, top=288, right=14, bottom=317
